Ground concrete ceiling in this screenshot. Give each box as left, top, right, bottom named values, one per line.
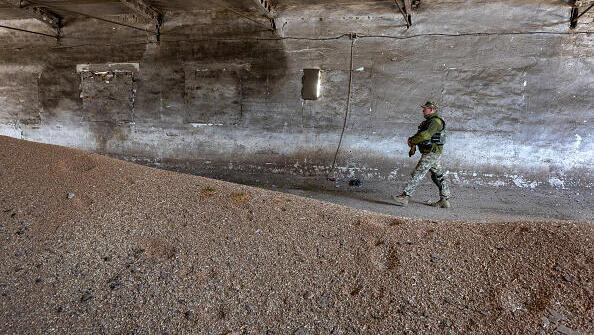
left=0, top=1, right=587, bottom=19
left=0, top=0, right=590, bottom=32
left=0, top=0, right=393, bottom=20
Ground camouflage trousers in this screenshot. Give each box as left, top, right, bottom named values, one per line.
left=403, top=152, right=451, bottom=200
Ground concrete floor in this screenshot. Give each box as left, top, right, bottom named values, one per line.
left=285, top=180, right=593, bottom=223
left=161, top=166, right=594, bottom=223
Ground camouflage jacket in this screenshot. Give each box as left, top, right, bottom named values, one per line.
left=409, top=113, right=445, bottom=154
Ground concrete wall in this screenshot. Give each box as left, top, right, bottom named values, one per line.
left=0, top=0, right=592, bottom=190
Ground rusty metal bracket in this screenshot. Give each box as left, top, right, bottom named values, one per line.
left=251, top=0, right=277, bottom=31
left=577, top=3, right=594, bottom=19
left=570, top=4, right=579, bottom=29
left=571, top=2, right=594, bottom=29
left=393, top=0, right=412, bottom=28
left=404, top=0, right=413, bottom=27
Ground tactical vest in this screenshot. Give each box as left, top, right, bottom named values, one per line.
left=418, top=117, right=446, bottom=151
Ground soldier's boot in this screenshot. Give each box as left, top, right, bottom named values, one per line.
left=391, top=193, right=409, bottom=207
left=430, top=198, right=451, bottom=208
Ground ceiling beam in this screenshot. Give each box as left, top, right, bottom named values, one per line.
left=576, top=3, right=594, bottom=20
left=404, top=0, right=413, bottom=26
left=0, top=0, right=62, bottom=29
left=571, top=2, right=594, bottom=29
left=393, top=0, right=411, bottom=28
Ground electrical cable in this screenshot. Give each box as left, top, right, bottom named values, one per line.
left=159, top=33, right=351, bottom=42
left=575, top=3, right=594, bottom=20
left=72, top=30, right=594, bottom=48
left=327, top=36, right=356, bottom=179
left=0, top=24, right=57, bottom=38
left=2, top=20, right=593, bottom=50
left=2, top=29, right=593, bottom=49
left=0, top=33, right=354, bottom=52
left=392, top=0, right=410, bottom=28
left=155, top=30, right=594, bottom=43
left=357, top=30, right=594, bottom=39
left=393, top=0, right=408, bottom=19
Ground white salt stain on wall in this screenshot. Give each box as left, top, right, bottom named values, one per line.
left=488, top=180, right=506, bottom=187
left=548, top=177, right=565, bottom=189
left=574, top=134, right=582, bottom=150
left=0, top=122, right=22, bottom=139
left=191, top=123, right=224, bottom=127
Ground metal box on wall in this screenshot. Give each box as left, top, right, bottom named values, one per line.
left=301, top=69, right=321, bottom=100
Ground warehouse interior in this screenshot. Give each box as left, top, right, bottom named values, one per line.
left=0, top=0, right=593, bottom=334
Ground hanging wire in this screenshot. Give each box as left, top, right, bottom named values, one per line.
left=0, top=24, right=57, bottom=38
left=327, top=36, right=356, bottom=179
left=392, top=0, right=410, bottom=28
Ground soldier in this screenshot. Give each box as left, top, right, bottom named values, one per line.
left=392, top=101, right=451, bottom=208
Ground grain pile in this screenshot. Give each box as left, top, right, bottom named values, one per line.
left=1, top=136, right=592, bottom=334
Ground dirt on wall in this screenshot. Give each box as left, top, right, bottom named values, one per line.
left=0, top=15, right=290, bottom=154
left=2, top=1, right=592, bottom=188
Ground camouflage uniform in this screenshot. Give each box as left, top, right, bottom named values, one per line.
left=402, top=102, right=451, bottom=201
left=403, top=152, right=451, bottom=200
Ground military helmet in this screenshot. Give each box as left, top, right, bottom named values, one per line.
left=421, top=101, right=439, bottom=110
